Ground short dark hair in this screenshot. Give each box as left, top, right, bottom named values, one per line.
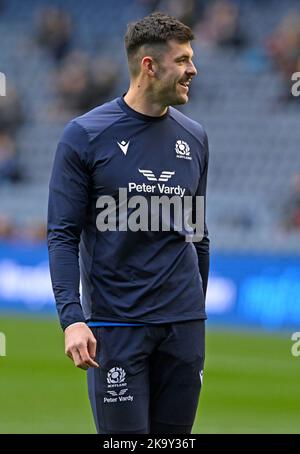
left=125, top=12, right=194, bottom=76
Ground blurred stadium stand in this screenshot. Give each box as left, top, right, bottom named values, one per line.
left=0, top=0, right=299, bottom=251
left=0, top=0, right=299, bottom=328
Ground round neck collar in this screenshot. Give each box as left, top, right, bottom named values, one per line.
left=117, top=95, right=169, bottom=122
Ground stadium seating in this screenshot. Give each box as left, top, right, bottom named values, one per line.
left=0, top=0, right=299, bottom=250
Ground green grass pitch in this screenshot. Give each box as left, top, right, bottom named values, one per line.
left=0, top=317, right=299, bottom=434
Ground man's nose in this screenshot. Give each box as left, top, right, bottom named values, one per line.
left=188, top=61, right=197, bottom=76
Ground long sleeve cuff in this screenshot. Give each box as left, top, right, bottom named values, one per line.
left=59, top=302, right=86, bottom=331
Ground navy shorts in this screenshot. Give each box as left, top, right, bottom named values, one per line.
left=87, top=320, right=205, bottom=434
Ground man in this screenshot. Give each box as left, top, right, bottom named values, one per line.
left=48, top=12, right=209, bottom=434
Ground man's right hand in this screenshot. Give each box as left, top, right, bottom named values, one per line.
left=64, top=322, right=99, bottom=370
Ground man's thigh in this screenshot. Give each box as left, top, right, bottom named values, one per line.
left=87, top=326, right=151, bottom=434
left=149, top=320, right=205, bottom=429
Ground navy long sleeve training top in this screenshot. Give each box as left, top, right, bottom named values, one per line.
left=48, top=96, right=209, bottom=330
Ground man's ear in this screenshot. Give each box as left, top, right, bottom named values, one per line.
left=141, top=56, right=157, bottom=77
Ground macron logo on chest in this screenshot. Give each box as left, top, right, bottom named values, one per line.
left=117, top=140, right=130, bottom=155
